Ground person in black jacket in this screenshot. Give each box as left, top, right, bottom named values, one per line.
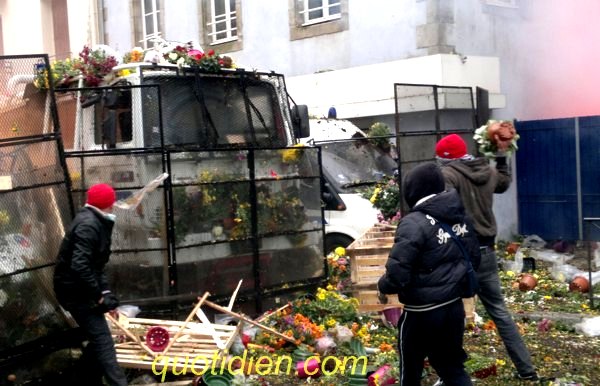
left=378, top=163, right=481, bottom=386
left=54, top=183, right=127, bottom=386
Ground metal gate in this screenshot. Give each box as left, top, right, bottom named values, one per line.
left=393, top=83, right=478, bottom=211
left=516, top=116, right=600, bottom=240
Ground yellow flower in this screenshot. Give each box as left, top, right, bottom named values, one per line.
left=543, top=295, right=552, bottom=300
left=118, top=69, right=132, bottom=77
left=496, top=359, right=506, bottom=366
left=581, top=303, right=590, bottom=310
left=506, top=271, right=515, bottom=278
left=326, top=319, right=336, bottom=327
left=316, top=293, right=326, bottom=301
left=334, top=246, right=346, bottom=256
left=369, top=187, right=381, bottom=204
left=326, top=284, right=334, bottom=291
left=0, top=210, right=10, bottom=228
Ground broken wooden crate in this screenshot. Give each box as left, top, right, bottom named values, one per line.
left=106, top=290, right=297, bottom=372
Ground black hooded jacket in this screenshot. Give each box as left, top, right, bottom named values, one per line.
left=53, top=207, right=115, bottom=308
left=378, top=189, right=481, bottom=310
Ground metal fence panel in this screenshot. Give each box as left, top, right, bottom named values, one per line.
left=0, top=55, right=74, bottom=355
left=580, top=117, right=600, bottom=240
left=516, top=118, right=578, bottom=240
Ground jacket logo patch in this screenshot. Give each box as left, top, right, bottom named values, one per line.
left=452, top=223, right=468, bottom=237
left=437, top=228, right=450, bottom=244
left=425, top=215, right=436, bottom=225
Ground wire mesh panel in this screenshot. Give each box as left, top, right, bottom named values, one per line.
left=65, top=152, right=169, bottom=301
left=171, top=147, right=325, bottom=305
left=0, top=142, right=73, bottom=352
left=0, top=55, right=55, bottom=137
left=0, top=267, right=71, bottom=349
left=0, top=55, right=74, bottom=354
left=394, top=83, right=477, bottom=175
left=395, top=84, right=437, bottom=134
left=437, top=86, right=476, bottom=132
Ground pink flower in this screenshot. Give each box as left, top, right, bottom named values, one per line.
left=188, top=49, right=204, bottom=60
left=337, top=257, right=347, bottom=266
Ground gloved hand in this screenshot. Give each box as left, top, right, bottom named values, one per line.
left=99, top=292, right=120, bottom=312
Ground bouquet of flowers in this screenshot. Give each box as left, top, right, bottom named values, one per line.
left=473, top=120, right=520, bottom=158
left=162, top=42, right=234, bottom=72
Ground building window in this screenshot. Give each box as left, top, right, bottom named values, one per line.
left=141, top=0, right=162, bottom=48
left=289, top=0, right=347, bottom=41
left=207, top=0, right=237, bottom=45
left=300, top=0, right=341, bottom=26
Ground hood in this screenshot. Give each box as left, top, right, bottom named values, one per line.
left=403, top=162, right=445, bottom=208
left=445, top=158, right=492, bottom=186
left=412, top=189, right=466, bottom=224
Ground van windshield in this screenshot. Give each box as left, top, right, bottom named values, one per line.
left=318, top=139, right=397, bottom=193
left=141, top=73, right=288, bottom=148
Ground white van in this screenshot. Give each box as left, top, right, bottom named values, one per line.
left=301, top=119, right=397, bottom=253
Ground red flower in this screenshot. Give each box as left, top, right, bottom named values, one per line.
left=207, top=49, right=215, bottom=56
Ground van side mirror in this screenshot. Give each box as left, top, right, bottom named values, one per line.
left=291, top=104, right=310, bottom=139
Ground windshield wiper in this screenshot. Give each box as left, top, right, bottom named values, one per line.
left=340, top=180, right=378, bottom=189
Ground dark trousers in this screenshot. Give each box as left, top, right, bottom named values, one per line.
left=476, top=246, right=535, bottom=376
left=67, top=305, right=128, bottom=386
left=397, top=299, right=472, bottom=386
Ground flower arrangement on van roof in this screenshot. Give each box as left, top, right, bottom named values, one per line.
left=160, top=42, right=234, bottom=71
left=33, top=40, right=235, bottom=90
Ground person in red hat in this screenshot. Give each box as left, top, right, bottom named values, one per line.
left=53, top=183, right=128, bottom=386
left=435, top=134, right=539, bottom=382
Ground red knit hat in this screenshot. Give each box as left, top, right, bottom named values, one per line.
left=86, top=183, right=116, bottom=210
left=435, top=134, right=467, bottom=159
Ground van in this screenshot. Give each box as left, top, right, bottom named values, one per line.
left=301, top=119, right=397, bottom=253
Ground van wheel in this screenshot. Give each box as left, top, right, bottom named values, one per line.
left=325, top=234, right=354, bottom=256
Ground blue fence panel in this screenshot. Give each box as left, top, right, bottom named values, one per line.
left=516, top=118, right=578, bottom=240
left=579, top=116, right=600, bottom=240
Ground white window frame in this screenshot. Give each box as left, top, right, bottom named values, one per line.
left=141, top=0, right=162, bottom=49
left=299, top=0, right=341, bottom=26
left=485, top=0, right=518, bottom=8
left=207, top=0, right=238, bottom=45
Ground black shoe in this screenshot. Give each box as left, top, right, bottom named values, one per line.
left=515, top=371, right=539, bottom=381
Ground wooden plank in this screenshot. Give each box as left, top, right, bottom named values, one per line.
left=203, top=299, right=298, bottom=344
left=350, top=254, right=389, bottom=285
left=352, top=289, right=403, bottom=313
left=106, top=313, right=157, bottom=358
left=162, top=292, right=210, bottom=356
